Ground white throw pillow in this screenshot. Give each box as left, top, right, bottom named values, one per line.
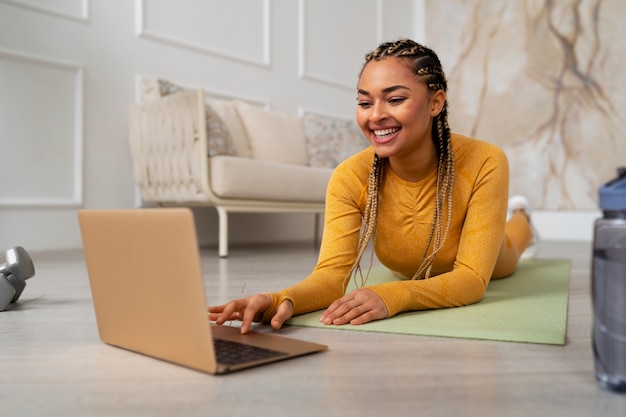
left=139, top=78, right=238, bottom=157
left=205, top=98, right=251, bottom=158
left=235, top=101, right=308, bottom=166
left=139, top=78, right=160, bottom=101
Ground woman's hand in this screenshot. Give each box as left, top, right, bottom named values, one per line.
left=319, top=288, right=388, bottom=326
left=208, top=294, right=293, bottom=334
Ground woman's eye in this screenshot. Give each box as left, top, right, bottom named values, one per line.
left=357, top=102, right=372, bottom=108
left=389, top=97, right=406, bottom=105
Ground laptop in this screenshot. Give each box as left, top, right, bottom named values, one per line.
left=78, top=208, right=327, bottom=374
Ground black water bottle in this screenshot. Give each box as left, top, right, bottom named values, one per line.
left=592, top=167, right=626, bottom=393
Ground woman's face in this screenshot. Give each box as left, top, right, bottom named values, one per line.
left=356, top=57, right=445, bottom=161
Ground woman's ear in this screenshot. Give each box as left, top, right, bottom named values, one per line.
left=430, top=90, right=446, bottom=117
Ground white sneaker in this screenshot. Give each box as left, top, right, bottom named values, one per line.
left=507, top=195, right=541, bottom=260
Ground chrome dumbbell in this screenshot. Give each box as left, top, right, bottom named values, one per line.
left=0, top=246, right=35, bottom=311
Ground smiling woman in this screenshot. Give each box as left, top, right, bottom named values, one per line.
left=208, top=38, right=539, bottom=334
left=356, top=59, right=445, bottom=178
left=352, top=45, right=454, bottom=287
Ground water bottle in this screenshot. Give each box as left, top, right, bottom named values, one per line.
left=592, top=166, right=626, bottom=393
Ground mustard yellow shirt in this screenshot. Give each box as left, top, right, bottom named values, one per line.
left=263, top=134, right=509, bottom=320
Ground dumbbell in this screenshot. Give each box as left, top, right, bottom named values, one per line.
left=0, top=246, right=35, bottom=311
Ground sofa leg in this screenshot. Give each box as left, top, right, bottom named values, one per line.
left=216, top=207, right=228, bottom=258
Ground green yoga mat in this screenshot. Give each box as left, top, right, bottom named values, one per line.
left=287, top=259, right=571, bottom=345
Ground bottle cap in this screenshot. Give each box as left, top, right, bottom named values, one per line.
left=599, top=167, right=626, bottom=211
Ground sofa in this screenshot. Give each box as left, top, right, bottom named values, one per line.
left=128, top=79, right=369, bottom=257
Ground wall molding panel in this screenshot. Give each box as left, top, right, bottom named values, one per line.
left=134, top=74, right=270, bottom=108
left=135, top=0, right=271, bottom=67
left=0, top=0, right=89, bottom=22
left=297, top=0, right=380, bottom=91
left=0, top=48, right=83, bottom=207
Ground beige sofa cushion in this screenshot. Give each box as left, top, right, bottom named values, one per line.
left=235, top=101, right=309, bottom=166
left=210, top=156, right=333, bottom=202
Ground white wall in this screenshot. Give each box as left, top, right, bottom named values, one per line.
left=0, top=0, right=597, bottom=254
left=0, top=0, right=419, bottom=252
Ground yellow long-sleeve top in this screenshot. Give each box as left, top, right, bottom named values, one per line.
left=262, top=134, right=510, bottom=321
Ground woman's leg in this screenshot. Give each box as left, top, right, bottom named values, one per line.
left=492, top=211, right=533, bottom=279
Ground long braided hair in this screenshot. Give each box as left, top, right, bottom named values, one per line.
left=345, top=39, right=455, bottom=288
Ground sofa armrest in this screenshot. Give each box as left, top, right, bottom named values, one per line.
left=129, top=89, right=211, bottom=203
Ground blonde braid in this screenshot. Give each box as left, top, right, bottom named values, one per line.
left=412, top=109, right=455, bottom=280
left=342, top=154, right=384, bottom=290
left=348, top=39, right=455, bottom=286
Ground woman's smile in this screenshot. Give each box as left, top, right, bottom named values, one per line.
left=371, top=127, right=401, bottom=144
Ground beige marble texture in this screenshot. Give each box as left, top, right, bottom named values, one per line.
left=426, top=0, right=625, bottom=209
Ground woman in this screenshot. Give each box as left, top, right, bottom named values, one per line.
left=208, top=38, right=536, bottom=334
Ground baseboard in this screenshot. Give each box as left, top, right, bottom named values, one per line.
left=533, top=210, right=601, bottom=242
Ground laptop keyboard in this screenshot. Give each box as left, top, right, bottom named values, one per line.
left=213, top=338, right=288, bottom=365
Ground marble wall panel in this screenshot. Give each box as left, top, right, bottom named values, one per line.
left=426, top=0, right=625, bottom=209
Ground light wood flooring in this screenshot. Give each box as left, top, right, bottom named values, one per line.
left=1, top=240, right=625, bottom=416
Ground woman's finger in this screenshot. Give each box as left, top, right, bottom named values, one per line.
left=238, top=294, right=272, bottom=334
left=240, top=304, right=260, bottom=334
left=320, top=294, right=359, bottom=324
left=321, top=288, right=388, bottom=326
left=270, top=300, right=294, bottom=330
left=348, top=309, right=378, bottom=325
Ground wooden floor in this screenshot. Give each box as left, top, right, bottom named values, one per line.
left=1, top=240, right=625, bottom=416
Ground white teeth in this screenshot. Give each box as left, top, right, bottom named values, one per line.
left=374, top=128, right=399, bottom=138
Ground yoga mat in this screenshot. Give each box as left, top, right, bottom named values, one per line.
left=287, top=259, right=571, bottom=345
